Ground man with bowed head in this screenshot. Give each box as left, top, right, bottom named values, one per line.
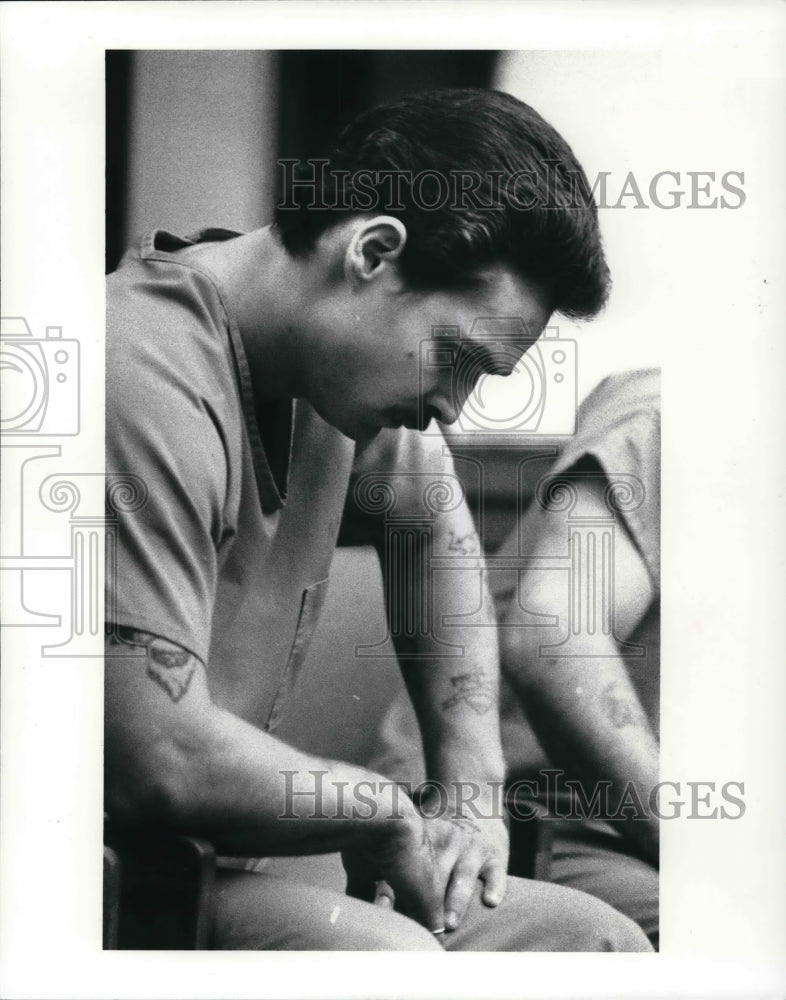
left=104, top=87, right=651, bottom=950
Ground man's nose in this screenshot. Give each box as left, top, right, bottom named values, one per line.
left=428, top=392, right=460, bottom=424
left=431, top=385, right=468, bottom=426
left=430, top=360, right=489, bottom=425
left=435, top=397, right=460, bottom=425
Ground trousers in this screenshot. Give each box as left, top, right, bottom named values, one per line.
left=547, top=818, right=659, bottom=949
left=211, top=853, right=653, bottom=951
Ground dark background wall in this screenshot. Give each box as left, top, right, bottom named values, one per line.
left=103, top=48, right=560, bottom=551
left=105, top=50, right=498, bottom=273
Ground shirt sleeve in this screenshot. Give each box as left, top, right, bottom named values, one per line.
left=105, top=267, right=235, bottom=664
left=549, top=386, right=661, bottom=591
left=489, top=370, right=661, bottom=601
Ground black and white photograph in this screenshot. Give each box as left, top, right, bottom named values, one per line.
left=1, top=3, right=784, bottom=999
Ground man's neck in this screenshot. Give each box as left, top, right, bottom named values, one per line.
left=196, top=226, right=310, bottom=403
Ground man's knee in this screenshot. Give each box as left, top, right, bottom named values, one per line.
left=356, top=908, right=444, bottom=951
left=550, top=823, right=659, bottom=947
left=469, top=878, right=653, bottom=952
left=212, top=870, right=442, bottom=951
left=561, top=891, right=652, bottom=952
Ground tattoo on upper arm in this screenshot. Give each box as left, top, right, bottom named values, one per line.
left=441, top=670, right=494, bottom=715
left=109, top=627, right=199, bottom=703
left=600, top=681, right=647, bottom=730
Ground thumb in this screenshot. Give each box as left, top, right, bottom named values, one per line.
left=373, top=880, right=396, bottom=909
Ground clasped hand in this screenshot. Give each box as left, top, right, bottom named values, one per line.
left=341, top=790, right=509, bottom=936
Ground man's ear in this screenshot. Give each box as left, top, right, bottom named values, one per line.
left=344, top=216, right=407, bottom=283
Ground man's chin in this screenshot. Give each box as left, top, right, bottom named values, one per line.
left=350, top=425, right=384, bottom=448
left=317, top=406, right=381, bottom=445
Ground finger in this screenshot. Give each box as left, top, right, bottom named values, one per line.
left=391, top=850, right=447, bottom=932
left=443, top=860, right=481, bottom=931
left=381, top=816, right=452, bottom=932
left=478, top=856, right=507, bottom=908
left=373, top=880, right=395, bottom=909
left=395, top=873, right=445, bottom=932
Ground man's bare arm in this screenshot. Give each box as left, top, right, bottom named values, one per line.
left=380, top=508, right=510, bottom=930
left=499, top=478, right=660, bottom=864
left=347, top=431, right=506, bottom=795
left=378, top=487, right=509, bottom=928
left=347, top=429, right=509, bottom=930
left=104, top=626, right=466, bottom=929
left=389, top=510, right=505, bottom=791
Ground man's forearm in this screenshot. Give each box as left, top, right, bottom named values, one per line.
left=105, top=635, right=416, bottom=860
left=502, top=629, right=660, bottom=860
left=169, top=704, right=419, bottom=858
left=350, top=427, right=506, bottom=790
left=396, top=638, right=506, bottom=789
left=348, top=461, right=512, bottom=916
left=106, top=626, right=488, bottom=932
left=389, top=568, right=512, bottom=918
left=388, top=521, right=506, bottom=794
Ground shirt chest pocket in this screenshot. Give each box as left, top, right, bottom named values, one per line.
left=265, top=578, right=330, bottom=732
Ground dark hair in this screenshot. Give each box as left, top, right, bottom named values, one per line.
left=274, top=88, right=609, bottom=318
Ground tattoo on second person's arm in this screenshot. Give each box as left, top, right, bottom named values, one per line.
left=600, top=681, right=647, bottom=730
left=446, top=531, right=480, bottom=556
left=111, top=626, right=198, bottom=703
left=441, top=670, right=494, bottom=715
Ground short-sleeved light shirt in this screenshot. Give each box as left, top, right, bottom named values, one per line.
left=106, top=229, right=357, bottom=731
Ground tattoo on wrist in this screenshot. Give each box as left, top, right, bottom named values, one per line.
left=420, top=820, right=438, bottom=868
left=441, top=670, right=494, bottom=715
left=110, top=627, right=198, bottom=703
left=449, top=814, right=481, bottom=834
left=601, top=681, right=646, bottom=730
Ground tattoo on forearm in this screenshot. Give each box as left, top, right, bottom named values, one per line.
left=110, top=627, right=198, bottom=703
left=441, top=670, right=494, bottom=715
left=601, top=681, right=646, bottom=730
left=446, top=531, right=480, bottom=556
